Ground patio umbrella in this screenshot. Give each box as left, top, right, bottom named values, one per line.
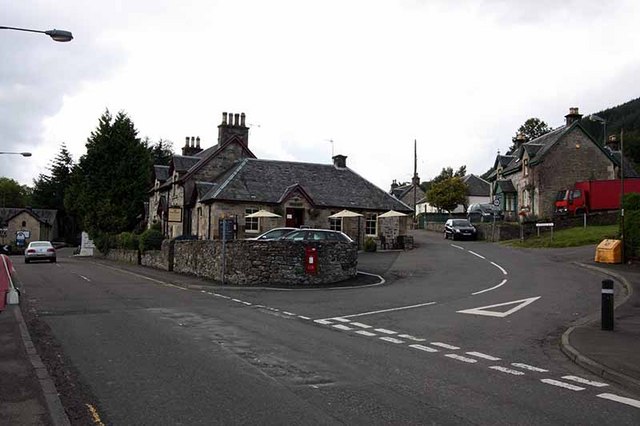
left=245, top=209, right=282, bottom=218
left=378, top=210, right=408, bottom=218
left=328, top=209, right=363, bottom=218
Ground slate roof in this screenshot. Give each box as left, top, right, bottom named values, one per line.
left=609, top=151, right=640, bottom=178
left=0, top=208, right=57, bottom=226
left=154, top=165, right=170, bottom=182
left=391, top=184, right=416, bottom=200
left=463, top=174, right=490, bottom=196
left=200, top=158, right=413, bottom=212
left=496, top=180, right=516, bottom=193
left=173, top=155, right=201, bottom=173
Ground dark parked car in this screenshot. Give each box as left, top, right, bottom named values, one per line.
left=444, top=219, right=477, bottom=240
left=246, top=227, right=297, bottom=241
left=467, top=203, right=503, bottom=223
left=280, top=229, right=353, bottom=242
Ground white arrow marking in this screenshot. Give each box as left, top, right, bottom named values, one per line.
left=457, top=296, right=541, bottom=318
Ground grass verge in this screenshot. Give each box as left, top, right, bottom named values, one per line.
left=501, top=224, right=620, bottom=248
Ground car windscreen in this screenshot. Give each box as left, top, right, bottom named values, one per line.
left=452, top=220, right=471, bottom=226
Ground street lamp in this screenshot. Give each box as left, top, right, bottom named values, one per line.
left=0, top=151, right=32, bottom=157
left=589, top=114, right=607, bottom=146
left=0, top=25, right=73, bottom=42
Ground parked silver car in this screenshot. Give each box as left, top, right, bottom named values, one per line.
left=280, top=229, right=353, bottom=242
left=246, top=227, right=297, bottom=241
left=24, top=241, right=57, bottom=263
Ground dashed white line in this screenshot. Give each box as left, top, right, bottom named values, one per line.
left=451, top=244, right=465, bottom=250
left=314, top=319, right=333, bottom=325
left=409, top=344, right=438, bottom=353
left=431, top=342, right=460, bottom=350
left=298, top=316, right=311, bottom=320
left=332, top=317, right=351, bottom=323
left=214, top=294, right=231, bottom=299
left=468, top=250, right=486, bottom=259
left=466, top=351, right=501, bottom=361
left=332, top=324, right=353, bottom=331
left=379, top=337, right=404, bottom=344
left=597, top=393, right=640, bottom=409
left=374, top=328, right=398, bottom=335
left=511, top=363, right=548, bottom=373
left=540, top=379, right=585, bottom=391
left=472, top=279, right=508, bottom=295
left=445, top=354, right=477, bottom=363
left=282, top=311, right=295, bottom=315
left=231, top=298, right=244, bottom=303
left=489, top=366, right=525, bottom=376
left=355, top=330, right=377, bottom=337
left=490, top=261, right=508, bottom=275
left=78, top=275, right=91, bottom=282
left=241, top=301, right=253, bottom=306
left=336, top=302, right=436, bottom=319
left=398, top=334, right=426, bottom=342
left=351, top=322, right=372, bottom=329
left=562, top=376, right=608, bottom=387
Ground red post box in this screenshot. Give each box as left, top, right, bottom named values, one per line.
left=305, top=246, right=318, bottom=275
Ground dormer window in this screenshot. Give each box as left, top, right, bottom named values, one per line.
left=523, top=159, right=529, bottom=177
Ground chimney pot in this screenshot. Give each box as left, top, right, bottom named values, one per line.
left=185, top=136, right=190, bottom=147
left=191, top=136, right=195, bottom=147
left=222, top=112, right=227, bottom=125
left=234, top=113, right=240, bottom=126
left=332, top=154, right=347, bottom=169
left=241, top=112, right=246, bottom=127
left=196, top=136, right=201, bottom=148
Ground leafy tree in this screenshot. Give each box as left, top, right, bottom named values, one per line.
left=148, top=138, right=174, bottom=166
left=432, top=166, right=467, bottom=184
left=426, top=177, right=467, bottom=213
left=65, top=110, right=152, bottom=235
left=508, top=118, right=552, bottom=153
left=0, top=177, right=31, bottom=208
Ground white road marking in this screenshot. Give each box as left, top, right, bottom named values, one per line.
left=540, top=379, right=585, bottom=391
left=409, top=344, right=438, bottom=353
left=298, top=316, right=311, bottom=320
left=332, top=317, right=351, bottom=323
left=214, top=294, right=231, bottom=299
left=398, top=334, right=426, bottom=342
left=332, top=324, right=353, bottom=331
left=489, top=366, right=524, bottom=375
left=351, top=322, right=372, bottom=329
left=379, top=337, right=404, bottom=344
left=445, top=354, right=477, bottom=363
left=490, top=261, right=508, bottom=275
left=374, top=328, right=398, bottom=335
left=472, top=279, right=508, bottom=295
left=562, top=376, right=608, bottom=387
left=282, top=311, right=295, bottom=315
left=355, top=330, right=377, bottom=337
left=597, top=393, right=640, bottom=409
left=78, top=275, right=91, bottom=282
left=457, top=296, right=541, bottom=318
left=242, top=302, right=253, bottom=306
left=231, top=298, right=244, bottom=303
left=336, top=301, right=436, bottom=319
left=468, top=250, right=485, bottom=259
left=511, top=363, right=548, bottom=373
left=466, top=351, right=501, bottom=361
left=200, top=290, right=207, bottom=293
left=314, top=319, right=333, bottom=325
left=451, top=244, right=464, bottom=250
left=431, top=342, right=460, bottom=350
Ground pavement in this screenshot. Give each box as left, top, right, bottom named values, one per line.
left=1, top=239, right=639, bottom=423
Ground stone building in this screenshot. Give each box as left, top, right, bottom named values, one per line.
left=148, top=112, right=412, bottom=246
left=0, top=208, right=58, bottom=246
left=486, top=107, right=637, bottom=219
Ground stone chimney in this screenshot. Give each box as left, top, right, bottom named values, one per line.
left=218, top=111, right=249, bottom=147
left=565, top=107, right=583, bottom=126
left=181, top=135, right=204, bottom=156
left=514, top=132, right=527, bottom=151
left=607, top=134, right=620, bottom=151
left=332, top=154, right=347, bottom=169
left=390, top=179, right=399, bottom=191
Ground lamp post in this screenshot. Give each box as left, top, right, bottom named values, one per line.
left=0, top=152, right=32, bottom=157
left=0, top=25, right=73, bottom=42
left=589, top=114, right=607, bottom=146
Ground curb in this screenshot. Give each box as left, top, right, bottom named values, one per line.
left=14, top=306, right=70, bottom=426
left=560, top=263, right=640, bottom=392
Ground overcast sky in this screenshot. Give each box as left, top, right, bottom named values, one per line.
left=2, top=0, right=639, bottom=191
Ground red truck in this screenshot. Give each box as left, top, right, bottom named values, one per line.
left=555, top=179, right=640, bottom=215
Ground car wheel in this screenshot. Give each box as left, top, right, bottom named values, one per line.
left=24, top=258, right=29, bottom=264
left=443, top=232, right=448, bottom=239
left=51, top=258, right=57, bottom=263
left=452, top=234, right=457, bottom=241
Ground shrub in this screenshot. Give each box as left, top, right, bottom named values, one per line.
left=623, top=193, right=640, bottom=258
left=93, top=232, right=116, bottom=255
left=116, top=232, right=139, bottom=250
left=363, top=237, right=377, bottom=252
left=139, top=228, right=164, bottom=252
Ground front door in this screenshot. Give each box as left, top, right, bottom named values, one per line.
left=285, top=208, right=304, bottom=228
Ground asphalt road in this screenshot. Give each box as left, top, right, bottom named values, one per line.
left=14, top=231, right=640, bottom=425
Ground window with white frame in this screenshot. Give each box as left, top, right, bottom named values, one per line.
left=329, top=216, right=342, bottom=232
left=245, top=208, right=259, bottom=232
left=365, top=213, right=377, bottom=236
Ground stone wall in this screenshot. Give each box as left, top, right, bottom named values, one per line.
left=173, top=239, right=357, bottom=286
left=104, top=249, right=139, bottom=264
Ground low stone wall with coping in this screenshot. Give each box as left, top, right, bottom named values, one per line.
left=140, top=240, right=174, bottom=271
left=103, top=249, right=139, bottom=264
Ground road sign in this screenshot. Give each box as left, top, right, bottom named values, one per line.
left=457, top=296, right=541, bottom=318
left=493, top=197, right=500, bottom=207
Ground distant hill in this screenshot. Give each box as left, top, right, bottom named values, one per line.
left=581, top=96, right=640, bottom=166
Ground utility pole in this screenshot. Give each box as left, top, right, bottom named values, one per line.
left=621, top=129, right=625, bottom=262
left=413, top=139, right=418, bottom=227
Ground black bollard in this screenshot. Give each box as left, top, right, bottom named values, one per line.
left=601, top=279, right=614, bottom=331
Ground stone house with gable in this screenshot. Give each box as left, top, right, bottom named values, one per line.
left=0, top=207, right=58, bottom=246
left=486, top=107, right=637, bottom=219
left=148, top=112, right=413, bottom=245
